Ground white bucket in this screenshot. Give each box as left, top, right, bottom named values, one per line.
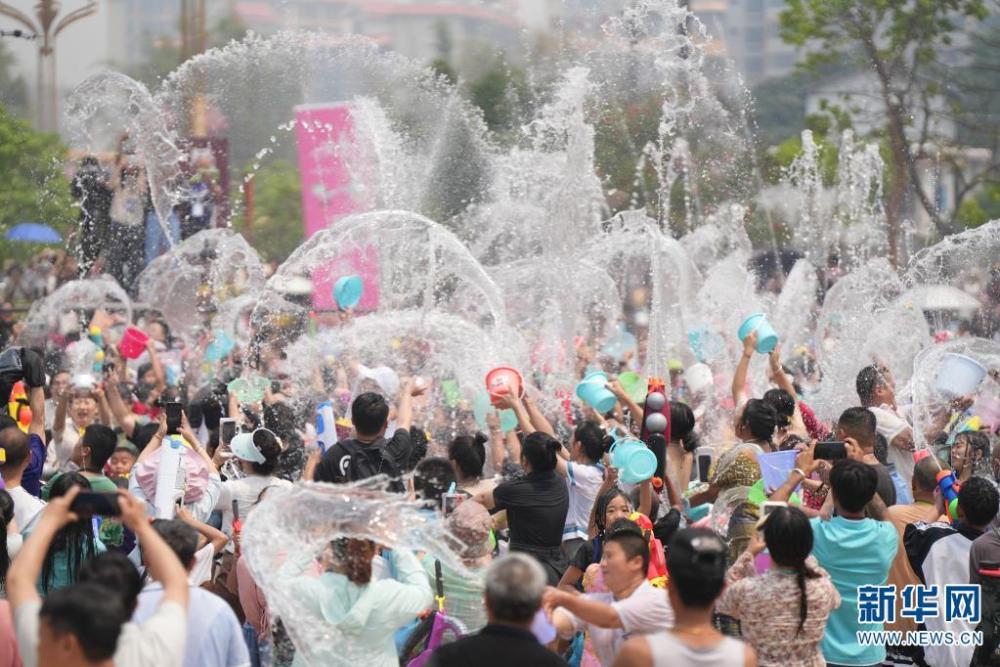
left=935, top=353, right=987, bottom=397
left=685, top=363, right=714, bottom=395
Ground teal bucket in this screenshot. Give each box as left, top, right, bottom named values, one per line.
left=473, top=390, right=518, bottom=432
left=575, top=371, right=617, bottom=414
left=227, top=376, right=269, bottom=404
left=333, top=275, right=364, bottom=310
left=609, top=438, right=657, bottom=484
left=738, top=313, right=779, bottom=354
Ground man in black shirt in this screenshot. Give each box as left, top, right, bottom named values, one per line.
left=314, top=378, right=425, bottom=484
left=428, top=553, right=567, bottom=667
left=837, top=407, right=897, bottom=507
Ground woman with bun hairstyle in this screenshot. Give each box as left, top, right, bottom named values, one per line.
left=667, top=401, right=702, bottom=491
left=447, top=432, right=495, bottom=497
left=476, top=431, right=569, bottom=584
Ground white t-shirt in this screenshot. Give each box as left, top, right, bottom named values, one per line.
left=7, top=486, right=45, bottom=534
left=15, top=599, right=187, bottom=667
left=870, top=404, right=915, bottom=483
left=563, top=462, right=605, bottom=542
left=189, top=543, right=215, bottom=586
left=560, top=580, right=674, bottom=666
left=215, top=475, right=292, bottom=537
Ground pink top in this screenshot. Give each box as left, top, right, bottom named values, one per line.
left=236, top=555, right=270, bottom=640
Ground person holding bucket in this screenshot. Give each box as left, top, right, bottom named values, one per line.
left=475, top=432, right=569, bottom=586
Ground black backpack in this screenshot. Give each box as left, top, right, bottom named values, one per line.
left=338, top=439, right=404, bottom=491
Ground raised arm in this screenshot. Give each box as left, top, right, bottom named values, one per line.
left=146, top=338, right=167, bottom=391
left=53, top=387, right=69, bottom=435
left=609, top=379, right=643, bottom=425
left=395, top=378, right=426, bottom=432
left=523, top=395, right=556, bottom=437
left=770, top=443, right=816, bottom=503
left=176, top=504, right=229, bottom=555
left=105, top=374, right=137, bottom=437
left=732, top=331, right=757, bottom=405
left=768, top=343, right=797, bottom=399
left=119, top=490, right=189, bottom=608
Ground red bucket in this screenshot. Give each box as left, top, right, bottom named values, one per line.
left=485, top=367, right=524, bottom=408
left=118, top=326, right=150, bottom=360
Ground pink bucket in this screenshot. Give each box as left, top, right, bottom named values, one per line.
left=118, top=326, right=149, bottom=360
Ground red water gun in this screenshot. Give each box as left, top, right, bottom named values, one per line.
left=638, top=378, right=671, bottom=487
left=629, top=511, right=668, bottom=588
left=231, top=499, right=242, bottom=556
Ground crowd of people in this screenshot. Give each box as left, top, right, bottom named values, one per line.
left=0, top=276, right=994, bottom=667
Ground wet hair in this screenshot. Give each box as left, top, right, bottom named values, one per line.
left=448, top=434, right=487, bottom=479
left=778, top=433, right=808, bottom=452
left=0, top=427, right=30, bottom=471
left=0, top=489, right=13, bottom=586
left=351, top=392, right=389, bottom=437
left=669, top=402, right=701, bottom=453
left=762, top=389, right=795, bottom=429
left=40, top=583, right=127, bottom=661
left=484, top=553, right=547, bottom=623
left=521, top=432, right=561, bottom=473
left=604, top=518, right=650, bottom=573
left=573, top=422, right=605, bottom=462
left=249, top=429, right=283, bottom=476
left=763, top=506, right=821, bottom=635
left=41, top=473, right=98, bottom=594
left=150, top=519, right=199, bottom=569
left=78, top=551, right=143, bottom=612
left=413, top=457, right=456, bottom=508
left=667, top=528, right=727, bottom=609
left=954, top=432, right=991, bottom=470
left=958, top=476, right=1000, bottom=527
left=81, top=424, right=117, bottom=469
left=912, top=456, right=941, bottom=493
left=331, top=538, right=376, bottom=585
left=591, top=488, right=631, bottom=536
left=741, top=399, right=777, bottom=443
left=829, top=459, right=878, bottom=513
left=855, top=365, right=886, bottom=407
left=837, top=407, right=877, bottom=451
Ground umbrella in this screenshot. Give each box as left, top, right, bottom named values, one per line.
left=897, top=285, right=982, bottom=314
left=5, top=223, right=62, bottom=244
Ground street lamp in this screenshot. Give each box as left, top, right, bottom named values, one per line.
left=0, top=0, right=97, bottom=132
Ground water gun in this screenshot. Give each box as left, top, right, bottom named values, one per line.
left=232, top=499, right=242, bottom=557
left=629, top=511, right=668, bottom=588
left=88, top=326, right=106, bottom=374
left=937, top=470, right=961, bottom=522
left=639, top=377, right=671, bottom=485
left=7, top=381, right=30, bottom=433
left=316, top=401, right=337, bottom=453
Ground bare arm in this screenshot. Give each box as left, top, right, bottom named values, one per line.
left=105, top=371, right=136, bottom=437
left=119, top=490, right=189, bottom=608
left=395, top=378, right=426, bottom=432
left=137, top=415, right=167, bottom=464
left=485, top=412, right=506, bottom=469
left=546, top=587, right=623, bottom=631
left=27, top=385, right=45, bottom=442
left=496, top=394, right=535, bottom=436
left=94, top=386, right=113, bottom=427
left=53, top=387, right=68, bottom=434
left=609, top=379, right=643, bottom=425
left=638, top=478, right=653, bottom=517
left=176, top=504, right=229, bottom=555
left=523, top=396, right=555, bottom=437
left=732, top=331, right=757, bottom=405
left=146, top=338, right=167, bottom=391
left=768, top=343, right=797, bottom=398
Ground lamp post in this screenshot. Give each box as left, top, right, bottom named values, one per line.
left=0, top=0, right=97, bottom=132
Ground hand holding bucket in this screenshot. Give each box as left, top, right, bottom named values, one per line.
left=609, top=437, right=657, bottom=484
left=485, top=367, right=524, bottom=408
left=738, top=313, right=779, bottom=354
left=575, top=371, right=617, bottom=414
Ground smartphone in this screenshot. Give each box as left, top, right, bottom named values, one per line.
left=70, top=492, right=121, bottom=517
left=697, top=451, right=712, bottom=483
left=165, top=401, right=182, bottom=435
left=219, top=418, right=237, bottom=448
left=815, top=440, right=847, bottom=461
left=442, top=493, right=465, bottom=516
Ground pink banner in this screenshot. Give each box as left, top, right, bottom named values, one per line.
left=294, top=103, right=379, bottom=311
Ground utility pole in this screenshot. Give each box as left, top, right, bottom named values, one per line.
left=0, top=0, right=97, bottom=132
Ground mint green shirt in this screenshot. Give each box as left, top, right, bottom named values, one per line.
left=811, top=516, right=897, bottom=666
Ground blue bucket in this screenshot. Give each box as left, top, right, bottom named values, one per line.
left=575, top=371, right=617, bottom=414
left=738, top=313, right=779, bottom=354
left=609, top=438, right=657, bottom=484
left=333, top=275, right=364, bottom=310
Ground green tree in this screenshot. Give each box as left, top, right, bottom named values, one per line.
left=467, top=57, right=529, bottom=136
left=781, top=0, right=989, bottom=265
left=0, top=105, right=73, bottom=263
left=237, top=159, right=303, bottom=264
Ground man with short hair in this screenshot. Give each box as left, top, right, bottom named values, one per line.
left=427, top=553, right=567, bottom=667
left=772, top=452, right=897, bottom=667
left=69, top=424, right=120, bottom=492
left=613, top=528, right=753, bottom=667
left=906, top=476, right=1000, bottom=667
left=546, top=520, right=674, bottom=666
left=836, top=407, right=898, bottom=507
left=0, top=426, right=46, bottom=531
left=133, top=519, right=250, bottom=667
left=35, top=582, right=127, bottom=667
left=9, top=487, right=190, bottom=667
left=314, top=381, right=425, bottom=485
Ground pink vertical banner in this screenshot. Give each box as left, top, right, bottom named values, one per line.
left=294, top=102, right=379, bottom=311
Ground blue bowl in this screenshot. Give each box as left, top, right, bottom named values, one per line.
left=333, top=275, right=364, bottom=310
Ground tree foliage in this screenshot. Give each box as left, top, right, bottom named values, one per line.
left=237, top=159, right=303, bottom=264
left=780, top=0, right=992, bottom=263
left=0, top=105, right=73, bottom=245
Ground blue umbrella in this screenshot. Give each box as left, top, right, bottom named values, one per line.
left=5, top=223, right=62, bottom=244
